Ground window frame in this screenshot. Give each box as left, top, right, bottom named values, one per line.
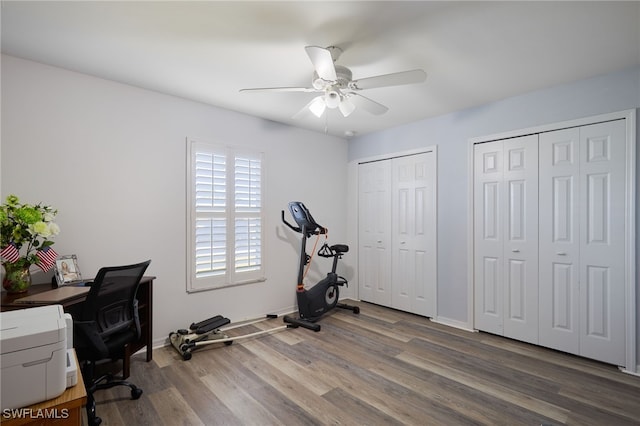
left=186, top=139, right=265, bottom=292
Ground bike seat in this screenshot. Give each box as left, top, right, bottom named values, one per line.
left=331, top=244, right=349, bottom=254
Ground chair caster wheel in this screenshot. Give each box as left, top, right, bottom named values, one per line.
left=131, top=388, right=143, bottom=399
left=90, top=416, right=102, bottom=426
left=353, top=307, right=360, bottom=314
left=224, top=340, right=233, bottom=346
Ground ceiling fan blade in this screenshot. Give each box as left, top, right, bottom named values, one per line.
left=338, top=96, right=355, bottom=117
left=292, top=96, right=326, bottom=119
left=305, top=46, right=337, bottom=81
left=348, top=93, right=389, bottom=115
left=349, top=69, right=427, bottom=90
left=240, top=86, right=317, bottom=93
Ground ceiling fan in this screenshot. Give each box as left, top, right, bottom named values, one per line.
left=240, top=46, right=427, bottom=119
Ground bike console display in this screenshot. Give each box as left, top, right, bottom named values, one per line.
left=283, top=201, right=325, bottom=236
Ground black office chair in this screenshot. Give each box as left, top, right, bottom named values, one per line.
left=73, top=260, right=151, bottom=426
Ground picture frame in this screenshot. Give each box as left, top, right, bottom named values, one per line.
left=54, top=254, right=83, bottom=286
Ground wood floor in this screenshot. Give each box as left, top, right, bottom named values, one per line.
left=88, top=300, right=640, bottom=425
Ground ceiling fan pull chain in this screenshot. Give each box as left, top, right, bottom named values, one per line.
left=324, top=112, right=329, bottom=134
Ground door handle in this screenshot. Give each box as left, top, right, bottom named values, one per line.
left=511, top=249, right=520, bottom=253
left=556, top=252, right=567, bottom=256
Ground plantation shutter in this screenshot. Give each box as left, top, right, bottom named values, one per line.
left=188, top=141, right=264, bottom=292
left=234, top=155, right=262, bottom=274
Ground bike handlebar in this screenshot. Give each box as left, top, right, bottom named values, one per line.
left=281, top=210, right=301, bottom=233
left=281, top=209, right=326, bottom=237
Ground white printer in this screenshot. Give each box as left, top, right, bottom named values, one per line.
left=0, top=305, right=68, bottom=410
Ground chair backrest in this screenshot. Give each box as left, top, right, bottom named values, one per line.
left=80, top=260, right=151, bottom=340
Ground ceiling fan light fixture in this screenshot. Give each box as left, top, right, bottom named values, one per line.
left=308, top=96, right=326, bottom=117
left=324, top=90, right=341, bottom=109
left=311, top=72, right=326, bottom=90
left=339, top=96, right=355, bottom=117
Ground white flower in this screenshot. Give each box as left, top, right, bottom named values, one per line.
left=49, top=222, right=61, bottom=236
left=31, top=221, right=51, bottom=237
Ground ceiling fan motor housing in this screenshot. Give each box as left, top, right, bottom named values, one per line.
left=333, top=65, right=352, bottom=88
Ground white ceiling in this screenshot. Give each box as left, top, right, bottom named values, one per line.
left=2, top=1, right=639, bottom=138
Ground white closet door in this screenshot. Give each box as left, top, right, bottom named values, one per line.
left=474, top=140, right=504, bottom=335
left=358, top=161, right=392, bottom=306
left=539, top=128, right=581, bottom=354
left=474, top=135, right=538, bottom=341
left=539, top=120, right=626, bottom=365
left=474, top=113, right=633, bottom=368
left=579, top=120, right=626, bottom=365
left=391, top=152, right=437, bottom=317
left=502, top=135, right=539, bottom=344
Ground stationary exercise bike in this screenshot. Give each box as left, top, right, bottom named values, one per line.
left=168, top=202, right=358, bottom=360
left=282, top=201, right=359, bottom=331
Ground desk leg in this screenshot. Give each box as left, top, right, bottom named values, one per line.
left=146, top=280, right=153, bottom=362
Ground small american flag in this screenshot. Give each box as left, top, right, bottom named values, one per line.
left=1, top=243, right=20, bottom=263
left=36, top=246, right=58, bottom=272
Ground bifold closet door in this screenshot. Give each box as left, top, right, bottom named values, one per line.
left=540, top=120, right=627, bottom=365
left=359, top=151, right=437, bottom=316
left=579, top=120, right=626, bottom=365
left=539, top=127, right=581, bottom=355
left=474, top=140, right=505, bottom=334
left=502, top=135, right=538, bottom=343
left=391, top=152, right=437, bottom=317
left=358, top=160, right=392, bottom=306
left=474, top=135, right=538, bottom=343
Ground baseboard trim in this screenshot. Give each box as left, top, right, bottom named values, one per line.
left=619, top=366, right=640, bottom=377
left=432, top=316, right=476, bottom=332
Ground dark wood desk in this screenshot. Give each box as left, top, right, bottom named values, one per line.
left=1, top=276, right=155, bottom=378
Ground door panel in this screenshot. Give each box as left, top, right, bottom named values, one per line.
left=579, top=120, right=626, bottom=365
left=502, top=135, right=538, bottom=344
left=483, top=182, right=500, bottom=240
left=551, top=263, right=574, bottom=330
left=474, top=135, right=538, bottom=342
left=482, top=257, right=500, bottom=316
left=391, top=152, right=437, bottom=317
left=358, top=161, right=392, bottom=306
left=552, top=176, right=573, bottom=242
left=539, top=127, right=580, bottom=353
left=474, top=141, right=504, bottom=334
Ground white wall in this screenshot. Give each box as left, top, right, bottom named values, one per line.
left=348, top=65, right=640, bottom=367
left=0, top=55, right=353, bottom=347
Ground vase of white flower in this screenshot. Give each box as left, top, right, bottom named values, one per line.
left=0, top=195, right=60, bottom=293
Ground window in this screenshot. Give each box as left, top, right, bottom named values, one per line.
left=187, top=140, right=264, bottom=292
